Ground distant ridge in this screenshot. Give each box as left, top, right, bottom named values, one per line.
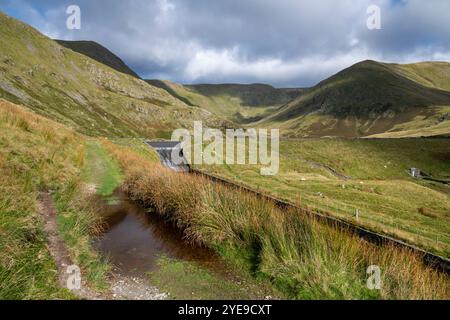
left=56, top=40, right=140, bottom=79
left=185, top=83, right=302, bottom=107
left=146, top=80, right=303, bottom=124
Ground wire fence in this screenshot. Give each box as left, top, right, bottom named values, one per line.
left=190, top=168, right=450, bottom=274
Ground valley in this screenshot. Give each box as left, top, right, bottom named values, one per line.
left=0, top=9, right=449, bottom=301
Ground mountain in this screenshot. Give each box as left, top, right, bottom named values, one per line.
left=1, top=11, right=448, bottom=139
left=56, top=40, right=140, bottom=79
left=146, top=80, right=302, bottom=123
left=55, top=41, right=303, bottom=125
left=261, top=60, right=450, bottom=138
left=0, top=12, right=226, bottom=138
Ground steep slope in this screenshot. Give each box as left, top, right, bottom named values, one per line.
left=0, top=12, right=225, bottom=138
left=390, top=61, right=450, bottom=92
left=263, top=60, right=450, bottom=137
left=146, top=80, right=302, bottom=124
left=56, top=40, right=140, bottom=79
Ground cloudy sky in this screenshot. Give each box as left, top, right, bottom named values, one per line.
left=1, top=0, right=449, bottom=87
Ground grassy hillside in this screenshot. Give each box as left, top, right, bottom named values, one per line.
left=195, top=138, right=450, bottom=257
left=391, top=61, right=450, bottom=91
left=262, top=60, right=450, bottom=137
left=147, top=80, right=302, bottom=124
left=56, top=40, right=140, bottom=79
left=0, top=12, right=225, bottom=138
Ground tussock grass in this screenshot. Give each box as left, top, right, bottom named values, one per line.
left=54, top=180, right=110, bottom=290
left=103, top=140, right=449, bottom=299
left=0, top=100, right=108, bottom=298
left=197, top=138, right=450, bottom=257
left=0, top=100, right=80, bottom=299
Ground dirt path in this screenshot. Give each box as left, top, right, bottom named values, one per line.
left=38, top=192, right=167, bottom=300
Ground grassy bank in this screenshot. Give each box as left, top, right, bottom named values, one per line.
left=103, top=139, right=449, bottom=299
left=0, top=100, right=108, bottom=298
left=195, top=138, right=450, bottom=257
left=150, top=256, right=280, bottom=300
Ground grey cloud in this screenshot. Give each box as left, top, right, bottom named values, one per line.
left=1, top=0, right=449, bottom=87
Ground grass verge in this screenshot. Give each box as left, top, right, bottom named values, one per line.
left=150, top=255, right=279, bottom=300
left=0, top=100, right=109, bottom=298
left=83, top=140, right=123, bottom=197
left=54, top=179, right=111, bottom=291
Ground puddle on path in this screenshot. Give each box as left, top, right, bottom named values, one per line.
left=93, top=191, right=230, bottom=278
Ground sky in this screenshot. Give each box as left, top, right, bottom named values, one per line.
left=1, top=0, right=449, bottom=87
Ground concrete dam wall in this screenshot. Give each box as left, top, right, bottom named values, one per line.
left=146, top=141, right=190, bottom=172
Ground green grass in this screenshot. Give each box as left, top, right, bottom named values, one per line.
left=195, top=138, right=450, bottom=257
left=367, top=107, right=450, bottom=138
left=83, top=140, right=123, bottom=197
left=150, top=256, right=280, bottom=300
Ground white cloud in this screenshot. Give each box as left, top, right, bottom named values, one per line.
left=184, top=46, right=379, bottom=86
left=1, top=0, right=449, bottom=86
